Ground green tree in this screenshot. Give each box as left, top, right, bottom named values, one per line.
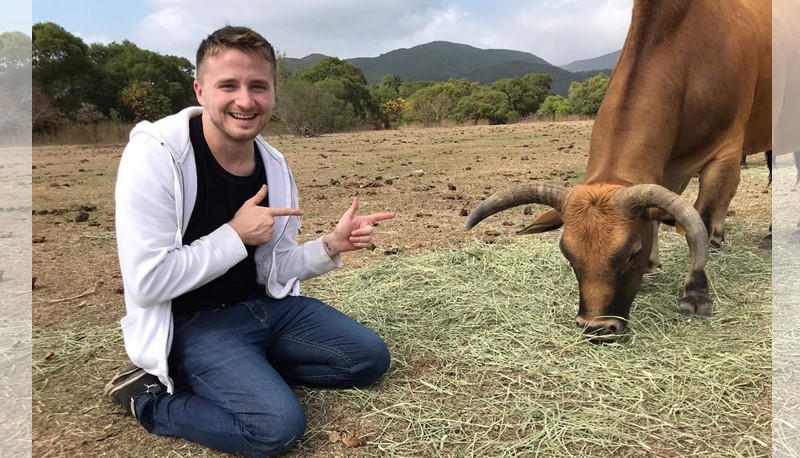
left=536, top=95, right=573, bottom=120
left=407, top=87, right=453, bottom=126
left=406, top=79, right=481, bottom=124
left=119, top=80, right=172, bottom=122
left=298, top=57, right=380, bottom=125
left=370, top=74, right=408, bottom=128
left=32, top=22, right=97, bottom=114
left=90, top=40, right=194, bottom=120
left=453, top=88, right=515, bottom=125
left=491, top=73, right=552, bottom=118
left=398, top=80, right=435, bottom=99
left=275, top=77, right=356, bottom=136
left=568, top=73, right=609, bottom=116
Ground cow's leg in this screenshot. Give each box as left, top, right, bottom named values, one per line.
left=646, top=220, right=660, bottom=273
left=696, top=155, right=742, bottom=249
left=679, top=269, right=713, bottom=316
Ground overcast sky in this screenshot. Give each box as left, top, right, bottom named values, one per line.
left=30, top=0, right=632, bottom=66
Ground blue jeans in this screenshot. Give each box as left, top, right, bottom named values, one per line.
left=134, top=294, right=390, bottom=457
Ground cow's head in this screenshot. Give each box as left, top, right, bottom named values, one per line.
left=466, top=183, right=709, bottom=342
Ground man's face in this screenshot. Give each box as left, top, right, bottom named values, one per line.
left=194, top=48, right=275, bottom=145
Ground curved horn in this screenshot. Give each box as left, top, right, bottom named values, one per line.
left=465, top=183, right=570, bottom=230
left=614, top=184, right=709, bottom=274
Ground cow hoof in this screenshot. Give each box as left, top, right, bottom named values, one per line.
left=678, top=295, right=713, bottom=317
left=760, top=234, right=772, bottom=249
left=709, top=239, right=722, bottom=251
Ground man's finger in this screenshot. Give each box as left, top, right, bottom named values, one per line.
left=343, top=197, right=359, bottom=218
left=267, top=207, right=304, bottom=217
left=364, top=212, right=396, bottom=224
left=349, top=235, right=372, bottom=244
left=350, top=226, right=375, bottom=237
left=244, top=184, right=268, bottom=207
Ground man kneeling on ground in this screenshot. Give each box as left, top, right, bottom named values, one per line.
left=105, top=25, right=395, bottom=457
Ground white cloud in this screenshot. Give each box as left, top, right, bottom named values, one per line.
left=131, top=0, right=632, bottom=65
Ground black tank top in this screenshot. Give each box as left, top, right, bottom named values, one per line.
left=171, top=116, right=267, bottom=316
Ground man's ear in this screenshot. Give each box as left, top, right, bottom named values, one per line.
left=193, top=80, right=204, bottom=106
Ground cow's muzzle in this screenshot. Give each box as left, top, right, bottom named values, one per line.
left=576, top=316, right=627, bottom=343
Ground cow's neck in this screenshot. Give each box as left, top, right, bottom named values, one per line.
left=584, top=0, right=697, bottom=186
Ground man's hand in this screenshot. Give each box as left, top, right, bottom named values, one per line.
left=229, top=185, right=304, bottom=245
left=323, top=197, right=396, bottom=257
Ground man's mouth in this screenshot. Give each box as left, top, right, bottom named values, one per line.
left=230, top=113, right=257, bottom=120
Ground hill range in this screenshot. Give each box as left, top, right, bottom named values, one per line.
left=286, top=41, right=619, bottom=95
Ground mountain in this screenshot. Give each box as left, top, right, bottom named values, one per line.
left=285, top=41, right=614, bottom=95
left=349, top=41, right=551, bottom=83
left=561, top=49, right=621, bottom=72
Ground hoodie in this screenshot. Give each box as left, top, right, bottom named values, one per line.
left=115, top=106, right=341, bottom=393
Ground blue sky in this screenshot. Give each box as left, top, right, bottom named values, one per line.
left=2, top=0, right=32, bottom=34
left=31, top=0, right=632, bottom=66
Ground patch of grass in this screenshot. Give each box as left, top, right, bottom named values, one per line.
left=33, top=326, right=122, bottom=377
left=31, top=223, right=770, bottom=457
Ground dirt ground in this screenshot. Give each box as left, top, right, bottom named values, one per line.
left=31, top=120, right=772, bottom=457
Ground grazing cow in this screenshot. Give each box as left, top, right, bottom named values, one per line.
left=466, top=0, right=771, bottom=340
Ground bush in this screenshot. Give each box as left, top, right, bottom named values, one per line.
left=536, top=95, right=573, bottom=120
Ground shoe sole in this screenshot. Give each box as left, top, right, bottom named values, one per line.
left=103, top=366, right=147, bottom=398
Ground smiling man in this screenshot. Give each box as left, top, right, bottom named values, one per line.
left=105, top=26, right=395, bottom=457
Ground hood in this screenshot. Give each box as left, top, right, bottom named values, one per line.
left=129, top=106, right=204, bottom=164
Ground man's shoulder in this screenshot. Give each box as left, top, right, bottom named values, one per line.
left=128, top=107, right=203, bottom=161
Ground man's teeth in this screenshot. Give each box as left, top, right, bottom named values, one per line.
left=231, top=113, right=256, bottom=120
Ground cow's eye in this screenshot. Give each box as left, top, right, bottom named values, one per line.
left=626, top=247, right=642, bottom=264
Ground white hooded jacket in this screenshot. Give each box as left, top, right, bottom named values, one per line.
left=115, top=107, right=341, bottom=393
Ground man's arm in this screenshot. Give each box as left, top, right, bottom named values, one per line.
left=115, top=136, right=248, bottom=307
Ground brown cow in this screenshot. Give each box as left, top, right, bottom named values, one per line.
left=466, top=0, right=771, bottom=340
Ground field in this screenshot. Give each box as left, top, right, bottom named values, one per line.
left=32, top=121, right=772, bottom=457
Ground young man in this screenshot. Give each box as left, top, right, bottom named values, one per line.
left=105, top=26, right=395, bottom=456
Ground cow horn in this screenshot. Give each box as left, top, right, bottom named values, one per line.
left=465, top=183, right=570, bottom=230
left=615, top=184, right=709, bottom=273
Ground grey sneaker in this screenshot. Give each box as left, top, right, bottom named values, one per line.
left=103, top=365, right=164, bottom=419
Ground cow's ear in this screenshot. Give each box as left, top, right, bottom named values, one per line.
left=517, top=208, right=563, bottom=234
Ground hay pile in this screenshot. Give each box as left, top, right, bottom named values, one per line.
left=299, top=226, right=770, bottom=457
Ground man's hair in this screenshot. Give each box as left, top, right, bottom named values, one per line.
left=195, top=26, right=277, bottom=81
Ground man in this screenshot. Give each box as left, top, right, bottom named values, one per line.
left=105, top=26, right=395, bottom=457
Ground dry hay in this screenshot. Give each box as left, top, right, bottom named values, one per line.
left=31, top=222, right=769, bottom=457
left=294, top=222, right=770, bottom=457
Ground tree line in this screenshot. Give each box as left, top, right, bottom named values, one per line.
left=25, top=22, right=610, bottom=138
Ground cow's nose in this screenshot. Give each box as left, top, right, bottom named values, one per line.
left=576, top=316, right=627, bottom=342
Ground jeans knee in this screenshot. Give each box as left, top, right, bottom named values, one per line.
left=243, top=403, right=307, bottom=457
left=352, top=335, right=391, bottom=387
